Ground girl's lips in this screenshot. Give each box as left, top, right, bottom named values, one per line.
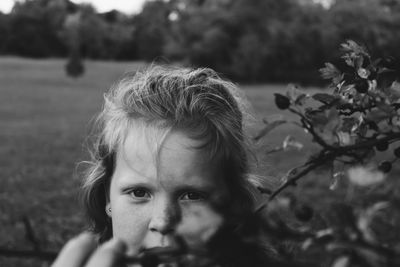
left=124, top=246, right=183, bottom=265
left=140, top=246, right=182, bottom=255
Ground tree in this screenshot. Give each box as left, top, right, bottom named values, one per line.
left=5, top=0, right=68, bottom=57
left=130, top=0, right=172, bottom=61
left=63, top=12, right=84, bottom=77
left=165, top=0, right=329, bottom=83
left=0, top=12, right=10, bottom=54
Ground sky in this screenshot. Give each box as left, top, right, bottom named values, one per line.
left=0, top=0, right=333, bottom=14
left=0, top=0, right=147, bottom=14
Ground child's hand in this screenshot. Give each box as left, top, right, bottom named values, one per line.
left=52, top=232, right=126, bottom=267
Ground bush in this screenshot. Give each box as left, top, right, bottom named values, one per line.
left=65, top=50, right=84, bottom=78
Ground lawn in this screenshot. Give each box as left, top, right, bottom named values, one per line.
left=0, top=57, right=147, bottom=266
left=0, top=57, right=396, bottom=266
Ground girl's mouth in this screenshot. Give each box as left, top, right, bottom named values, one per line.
left=124, top=246, right=185, bottom=265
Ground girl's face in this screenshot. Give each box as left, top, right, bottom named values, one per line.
left=106, top=126, right=227, bottom=256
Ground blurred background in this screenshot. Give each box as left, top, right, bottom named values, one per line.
left=1, top=0, right=400, bottom=266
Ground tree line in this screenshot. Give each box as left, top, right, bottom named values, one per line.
left=1, top=0, right=400, bottom=83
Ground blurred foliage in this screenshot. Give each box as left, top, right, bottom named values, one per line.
left=254, top=40, right=400, bottom=267
left=2, top=0, right=400, bottom=83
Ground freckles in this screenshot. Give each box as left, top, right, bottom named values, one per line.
left=111, top=208, right=152, bottom=256
left=112, top=204, right=151, bottom=241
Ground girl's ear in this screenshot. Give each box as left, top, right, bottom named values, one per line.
left=105, top=202, right=112, bottom=217
left=104, top=180, right=112, bottom=217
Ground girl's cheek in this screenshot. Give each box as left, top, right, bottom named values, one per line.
left=177, top=203, right=224, bottom=247
left=111, top=203, right=151, bottom=250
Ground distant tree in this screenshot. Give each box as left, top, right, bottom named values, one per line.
left=328, top=0, right=400, bottom=59
left=2, top=0, right=400, bottom=84
left=62, top=11, right=84, bottom=77
left=65, top=49, right=84, bottom=78
left=165, top=0, right=326, bottom=83
left=131, top=0, right=172, bottom=61
left=0, top=13, right=10, bottom=54
left=67, top=5, right=133, bottom=60
left=165, top=0, right=246, bottom=74
left=6, top=0, right=68, bottom=57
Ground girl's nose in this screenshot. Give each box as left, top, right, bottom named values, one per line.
left=149, top=198, right=180, bottom=235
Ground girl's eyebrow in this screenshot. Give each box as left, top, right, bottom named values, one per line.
left=118, top=177, right=217, bottom=192
left=175, top=184, right=215, bottom=192
left=118, top=180, right=156, bottom=192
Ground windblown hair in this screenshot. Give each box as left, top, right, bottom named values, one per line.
left=81, top=65, right=257, bottom=242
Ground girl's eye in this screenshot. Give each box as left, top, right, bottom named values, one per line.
left=129, top=188, right=151, bottom=199
left=180, top=191, right=206, bottom=201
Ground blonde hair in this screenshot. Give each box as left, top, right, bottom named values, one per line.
left=81, top=65, right=257, bottom=241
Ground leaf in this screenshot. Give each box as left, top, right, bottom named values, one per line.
left=274, top=93, right=291, bottom=110
left=284, top=84, right=310, bottom=106
left=325, top=107, right=341, bottom=130
left=295, top=93, right=308, bottom=106
left=311, top=107, right=341, bottom=144
left=253, top=118, right=287, bottom=141
left=265, top=145, right=284, bottom=155
left=286, top=84, right=301, bottom=99
left=357, top=202, right=389, bottom=244
left=365, top=108, right=392, bottom=124
left=341, top=40, right=368, bottom=55
left=347, top=165, right=385, bottom=186
left=355, top=55, right=364, bottom=69
left=392, top=116, right=400, bottom=129
left=301, top=238, right=313, bottom=250
left=330, top=171, right=344, bottom=190
left=331, top=255, right=350, bottom=267
left=305, top=107, right=342, bottom=144
left=354, top=248, right=385, bottom=267
left=386, top=81, right=400, bottom=101
left=336, top=131, right=353, bottom=146
left=306, top=109, right=330, bottom=126
left=312, top=93, right=338, bottom=105
left=376, top=101, right=395, bottom=114
left=343, top=54, right=355, bottom=67
left=315, top=228, right=334, bottom=240
left=340, top=117, right=358, bottom=132
left=283, top=135, right=303, bottom=150
left=319, top=63, right=342, bottom=81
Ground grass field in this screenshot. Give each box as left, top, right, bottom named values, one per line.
left=1, top=57, right=397, bottom=266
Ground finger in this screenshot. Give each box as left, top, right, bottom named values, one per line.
left=52, top=232, right=97, bottom=267
left=85, top=238, right=126, bottom=267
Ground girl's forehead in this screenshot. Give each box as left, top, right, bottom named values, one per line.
left=121, top=123, right=203, bottom=156
left=121, top=122, right=169, bottom=161
left=118, top=123, right=216, bottom=176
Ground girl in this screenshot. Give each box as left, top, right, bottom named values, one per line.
left=52, top=66, right=273, bottom=267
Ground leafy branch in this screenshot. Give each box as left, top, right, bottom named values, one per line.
left=255, top=40, right=400, bottom=267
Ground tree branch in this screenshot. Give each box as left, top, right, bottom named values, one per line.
left=254, top=150, right=335, bottom=213
left=288, top=107, right=334, bottom=150
left=255, top=131, right=400, bottom=214
left=338, top=132, right=400, bottom=152
left=268, top=156, right=331, bottom=201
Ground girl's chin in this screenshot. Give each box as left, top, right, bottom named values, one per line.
left=124, top=245, right=141, bottom=258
